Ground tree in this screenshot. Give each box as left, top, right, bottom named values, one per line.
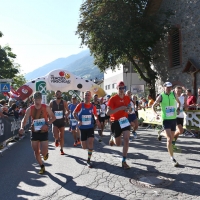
left=76, top=0, right=172, bottom=97
left=12, top=72, right=27, bottom=89
left=0, top=31, right=19, bottom=78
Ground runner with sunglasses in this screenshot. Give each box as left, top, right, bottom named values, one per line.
left=106, top=81, right=131, bottom=169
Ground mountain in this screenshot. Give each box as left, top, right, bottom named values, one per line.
left=24, top=50, right=103, bottom=81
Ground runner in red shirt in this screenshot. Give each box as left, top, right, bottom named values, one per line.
left=107, top=81, right=131, bottom=169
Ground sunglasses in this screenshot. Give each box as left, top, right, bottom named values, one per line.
left=119, top=87, right=125, bottom=90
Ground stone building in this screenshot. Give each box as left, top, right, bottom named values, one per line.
left=147, top=0, right=200, bottom=95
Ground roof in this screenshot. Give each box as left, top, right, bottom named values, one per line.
left=182, top=59, right=200, bottom=74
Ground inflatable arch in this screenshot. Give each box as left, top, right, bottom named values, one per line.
left=13, top=69, right=106, bottom=101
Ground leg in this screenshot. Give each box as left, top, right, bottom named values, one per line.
left=59, top=127, right=65, bottom=150
left=53, top=125, right=60, bottom=146
left=31, top=141, right=43, bottom=165
left=133, top=119, right=138, bottom=132
left=122, top=130, right=130, bottom=157
left=165, top=129, right=174, bottom=157
left=174, top=124, right=184, bottom=139
left=40, top=140, right=49, bottom=158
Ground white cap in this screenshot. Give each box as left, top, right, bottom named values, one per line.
left=163, top=82, right=172, bottom=87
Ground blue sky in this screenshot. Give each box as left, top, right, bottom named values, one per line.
left=0, top=0, right=87, bottom=74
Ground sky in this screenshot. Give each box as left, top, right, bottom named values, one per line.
left=0, top=0, right=87, bottom=74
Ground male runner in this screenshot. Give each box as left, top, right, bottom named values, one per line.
left=50, top=90, right=69, bottom=155
left=66, top=95, right=80, bottom=147
left=19, top=92, right=56, bottom=174
left=107, top=81, right=131, bottom=169
left=73, top=91, right=100, bottom=168
left=152, top=82, right=181, bottom=167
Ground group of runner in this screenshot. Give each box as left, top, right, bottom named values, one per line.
left=19, top=81, right=187, bottom=174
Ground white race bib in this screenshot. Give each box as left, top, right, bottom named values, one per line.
left=166, top=106, right=175, bottom=117
left=70, top=119, right=77, bottom=126
left=118, top=117, right=130, bottom=129
left=96, top=109, right=100, bottom=115
left=33, top=118, right=45, bottom=131
left=100, top=111, right=105, bottom=117
left=82, top=115, right=92, bottom=125
left=55, top=111, right=63, bottom=119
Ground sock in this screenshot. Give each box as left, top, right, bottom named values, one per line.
left=122, top=156, right=126, bottom=162
left=172, top=138, right=176, bottom=145
left=41, top=164, right=44, bottom=168
left=171, top=157, right=174, bottom=160
left=88, top=149, right=93, bottom=162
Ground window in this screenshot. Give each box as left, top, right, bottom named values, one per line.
left=112, top=83, right=116, bottom=89
left=105, top=85, right=107, bottom=90
left=169, top=27, right=182, bottom=68
left=108, top=85, right=110, bottom=90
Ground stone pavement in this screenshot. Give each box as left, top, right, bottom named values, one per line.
left=0, top=126, right=200, bottom=200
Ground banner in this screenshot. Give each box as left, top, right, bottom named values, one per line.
left=138, top=109, right=200, bottom=130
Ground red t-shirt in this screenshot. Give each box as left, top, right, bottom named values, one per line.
left=107, top=94, right=130, bottom=121
left=187, top=95, right=197, bottom=110
left=74, top=103, right=97, bottom=116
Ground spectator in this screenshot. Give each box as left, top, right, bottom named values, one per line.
left=186, top=89, right=196, bottom=110
left=147, top=94, right=155, bottom=108
left=8, top=103, right=19, bottom=119
left=196, top=87, right=200, bottom=109
left=132, top=95, right=139, bottom=118
left=19, top=104, right=27, bottom=116
left=140, top=97, right=148, bottom=109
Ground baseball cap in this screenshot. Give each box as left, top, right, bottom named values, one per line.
left=117, top=81, right=125, bottom=87
left=72, top=95, right=76, bottom=99
left=33, top=92, right=42, bottom=99
left=163, top=82, right=172, bottom=87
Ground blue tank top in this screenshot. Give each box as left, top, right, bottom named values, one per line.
left=69, top=103, right=78, bottom=119
left=78, top=103, right=94, bottom=129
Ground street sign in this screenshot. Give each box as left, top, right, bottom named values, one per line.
left=36, top=81, right=46, bottom=94
left=0, top=79, right=12, bottom=83
left=0, top=83, right=10, bottom=92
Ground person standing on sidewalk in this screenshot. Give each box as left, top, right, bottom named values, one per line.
left=49, top=90, right=69, bottom=155
left=66, top=95, right=80, bottom=147
left=73, top=91, right=100, bottom=168
left=19, top=92, right=56, bottom=174
left=106, top=81, right=131, bottom=169
left=152, top=82, right=181, bottom=167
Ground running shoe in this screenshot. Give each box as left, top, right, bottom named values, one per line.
left=172, top=158, right=179, bottom=167
left=60, top=149, right=65, bottom=155
left=109, top=135, right=115, bottom=146
left=73, top=141, right=77, bottom=147
left=132, top=131, right=137, bottom=139
left=122, top=162, right=130, bottom=169
left=172, top=145, right=182, bottom=153
left=87, top=161, right=92, bottom=168
left=99, top=138, right=102, bottom=142
left=39, top=165, right=45, bottom=174
left=157, top=130, right=162, bottom=141
left=43, top=153, right=49, bottom=161
left=55, top=140, right=59, bottom=147
left=77, top=139, right=81, bottom=145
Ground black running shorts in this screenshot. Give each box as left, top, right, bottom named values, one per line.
left=80, top=128, right=94, bottom=141
left=53, top=119, right=65, bottom=128
left=176, top=118, right=184, bottom=126
left=111, top=120, right=130, bottom=138
left=163, top=119, right=176, bottom=131
left=31, top=131, right=48, bottom=141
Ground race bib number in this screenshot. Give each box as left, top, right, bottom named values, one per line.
left=82, top=115, right=92, bottom=125
left=55, top=111, right=63, bottom=119
left=96, top=109, right=100, bottom=115
left=70, top=119, right=77, bottom=126
left=166, top=106, right=175, bottom=117
left=33, top=118, right=45, bottom=131
left=118, top=117, right=130, bottom=129
left=100, top=111, right=105, bottom=117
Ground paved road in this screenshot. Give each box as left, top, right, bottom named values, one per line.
left=0, top=126, right=200, bottom=200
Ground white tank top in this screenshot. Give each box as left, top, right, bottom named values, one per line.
left=177, top=96, right=185, bottom=118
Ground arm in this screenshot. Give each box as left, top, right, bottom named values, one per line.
left=19, top=107, right=31, bottom=134
left=106, top=105, right=127, bottom=116
left=184, top=96, right=188, bottom=111
left=46, top=105, right=56, bottom=124
left=152, top=95, right=161, bottom=116
left=73, top=104, right=82, bottom=126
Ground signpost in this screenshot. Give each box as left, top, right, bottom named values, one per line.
left=36, top=81, right=47, bottom=104
left=0, top=83, right=10, bottom=92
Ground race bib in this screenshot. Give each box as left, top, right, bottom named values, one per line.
left=55, top=111, right=63, bottom=119
left=118, top=117, right=130, bottom=129
left=70, top=119, right=77, bottom=126
left=166, top=106, right=175, bottom=117
left=96, top=109, right=100, bottom=115
left=100, top=111, right=105, bottom=117
left=33, top=118, right=45, bottom=131
left=82, top=115, right=92, bottom=125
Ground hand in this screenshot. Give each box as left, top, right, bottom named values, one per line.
left=41, top=124, right=49, bottom=131
left=19, top=128, right=24, bottom=135
left=78, top=121, right=82, bottom=126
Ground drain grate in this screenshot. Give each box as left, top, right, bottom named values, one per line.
left=130, top=173, right=174, bottom=189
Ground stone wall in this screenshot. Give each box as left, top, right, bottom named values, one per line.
left=153, top=0, right=200, bottom=94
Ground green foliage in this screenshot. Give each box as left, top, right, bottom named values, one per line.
left=111, top=92, right=117, bottom=97
left=12, top=72, right=27, bottom=90
left=76, top=0, right=172, bottom=97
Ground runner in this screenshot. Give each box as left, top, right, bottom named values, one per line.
left=49, top=90, right=69, bottom=155
left=106, top=81, right=131, bottom=169
left=92, top=94, right=102, bottom=141
left=125, top=91, right=138, bottom=141
left=66, top=95, right=80, bottom=147
left=73, top=91, right=100, bottom=168
left=19, top=92, right=56, bottom=174
left=173, top=86, right=188, bottom=150
left=152, top=82, right=181, bottom=167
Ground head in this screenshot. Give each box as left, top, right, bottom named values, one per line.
left=116, top=81, right=125, bottom=95
left=125, top=90, right=132, bottom=98
left=93, top=94, right=98, bottom=102
left=186, top=89, right=192, bottom=96
left=147, top=94, right=153, bottom=100
left=33, top=92, right=42, bottom=106
left=198, top=88, right=200, bottom=95
left=55, top=90, right=62, bottom=99
left=163, top=82, right=173, bottom=94
left=71, top=95, right=77, bottom=104
left=84, top=91, right=92, bottom=103
left=132, top=95, right=137, bottom=101
left=0, top=99, right=6, bottom=106
left=175, top=86, right=183, bottom=96
left=106, top=95, right=111, bottom=101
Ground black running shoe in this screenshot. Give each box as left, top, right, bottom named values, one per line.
left=157, top=130, right=162, bottom=141
left=87, top=161, right=92, bottom=168
left=172, top=158, right=179, bottom=167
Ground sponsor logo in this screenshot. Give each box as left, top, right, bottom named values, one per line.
left=50, top=71, right=71, bottom=84
left=22, top=88, right=28, bottom=94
